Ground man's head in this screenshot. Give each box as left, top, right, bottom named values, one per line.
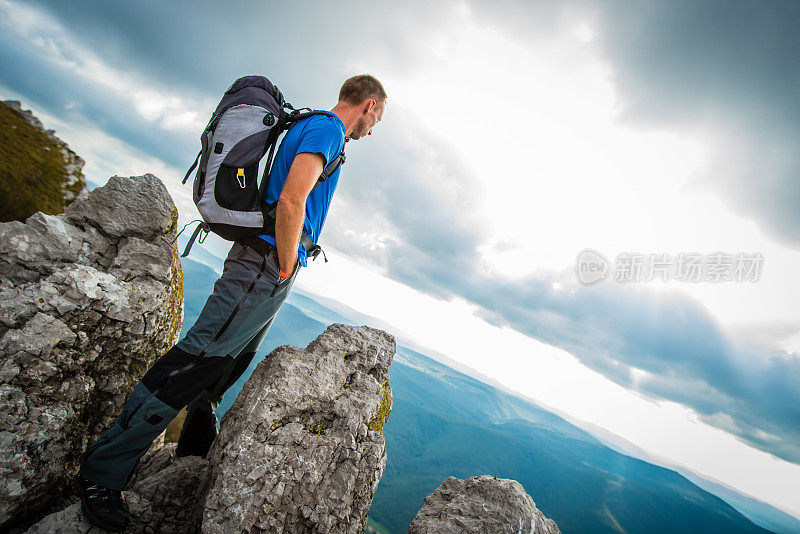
left=335, top=74, right=387, bottom=140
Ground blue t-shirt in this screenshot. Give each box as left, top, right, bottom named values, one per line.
left=258, top=111, right=345, bottom=267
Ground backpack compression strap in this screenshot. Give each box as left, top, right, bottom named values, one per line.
left=182, top=151, right=201, bottom=185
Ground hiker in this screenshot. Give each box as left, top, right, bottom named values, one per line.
left=77, top=74, right=386, bottom=531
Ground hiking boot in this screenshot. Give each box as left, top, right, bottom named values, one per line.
left=176, top=407, right=218, bottom=458
left=78, top=476, right=130, bottom=532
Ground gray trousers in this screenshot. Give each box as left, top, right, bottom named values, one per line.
left=80, top=240, right=299, bottom=490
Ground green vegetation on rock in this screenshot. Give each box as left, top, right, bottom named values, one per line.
left=0, top=101, right=86, bottom=222
left=368, top=381, right=393, bottom=432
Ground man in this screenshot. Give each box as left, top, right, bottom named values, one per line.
left=78, top=74, right=386, bottom=531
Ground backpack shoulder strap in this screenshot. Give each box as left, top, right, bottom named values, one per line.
left=259, top=110, right=347, bottom=263
left=257, top=109, right=340, bottom=203
left=314, top=143, right=346, bottom=188
left=286, top=109, right=337, bottom=126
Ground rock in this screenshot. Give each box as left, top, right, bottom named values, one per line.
left=407, top=475, right=561, bottom=534
left=25, top=325, right=396, bottom=533
left=25, top=444, right=209, bottom=534
left=0, top=175, right=183, bottom=530
left=65, top=174, right=176, bottom=241
left=201, top=323, right=395, bottom=534
left=22, top=503, right=104, bottom=534
left=123, top=448, right=209, bottom=533
left=0, top=101, right=86, bottom=222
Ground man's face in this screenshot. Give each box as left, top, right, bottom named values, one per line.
left=350, top=99, right=385, bottom=140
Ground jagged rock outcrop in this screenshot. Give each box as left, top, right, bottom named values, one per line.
left=408, top=475, right=561, bottom=534
left=26, top=324, right=395, bottom=533
left=201, top=323, right=395, bottom=533
left=0, top=174, right=183, bottom=530
left=0, top=100, right=86, bottom=223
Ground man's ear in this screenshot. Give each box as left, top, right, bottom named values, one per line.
left=364, top=98, right=375, bottom=114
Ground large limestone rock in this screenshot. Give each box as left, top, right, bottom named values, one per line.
left=0, top=174, right=183, bottom=529
left=408, top=475, right=561, bottom=534
left=24, top=324, right=396, bottom=533
left=201, top=323, right=395, bottom=534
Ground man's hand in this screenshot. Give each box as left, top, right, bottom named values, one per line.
left=275, top=152, right=325, bottom=275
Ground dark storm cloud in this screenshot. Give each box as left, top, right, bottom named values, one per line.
left=601, top=0, right=800, bottom=246
left=468, top=0, right=800, bottom=246
left=4, top=0, right=800, bottom=464
left=23, top=0, right=340, bottom=101
left=23, top=0, right=461, bottom=112
left=0, top=6, right=197, bottom=166
left=586, top=0, right=800, bottom=247
left=8, top=0, right=463, bottom=171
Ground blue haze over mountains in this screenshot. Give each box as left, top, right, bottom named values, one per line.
left=179, top=255, right=799, bottom=534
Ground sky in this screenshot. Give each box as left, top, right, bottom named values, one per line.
left=1, top=0, right=798, bottom=518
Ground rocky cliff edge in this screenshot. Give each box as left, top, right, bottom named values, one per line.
left=0, top=174, right=183, bottom=529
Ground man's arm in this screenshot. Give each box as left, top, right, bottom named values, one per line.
left=275, top=152, right=325, bottom=276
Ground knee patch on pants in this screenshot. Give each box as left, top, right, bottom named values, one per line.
left=142, top=345, right=233, bottom=410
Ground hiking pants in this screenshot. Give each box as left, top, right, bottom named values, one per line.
left=79, top=239, right=300, bottom=491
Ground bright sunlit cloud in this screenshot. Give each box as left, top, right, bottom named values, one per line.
left=343, top=3, right=800, bottom=515
left=369, top=4, right=800, bottom=328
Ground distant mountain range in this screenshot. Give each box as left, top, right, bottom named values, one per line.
left=179, top=254, right=799, bottom=533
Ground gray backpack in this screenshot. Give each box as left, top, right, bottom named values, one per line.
left=179, top=75, right=345, bottom=259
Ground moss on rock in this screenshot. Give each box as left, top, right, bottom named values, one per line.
left=368, top=381, right=393, bottom=432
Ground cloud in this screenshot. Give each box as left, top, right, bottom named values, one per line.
left=582, top=0, right=800, bottom=248
left=322, top=92, right=800, bottom=464
left=323, top=113, right=489, bottom=299
left=0, top=1, right=211, bottom=166
left=323, top=1, right=800, bottom=463
left=3, top=0, right=800, bottom=466
left=456, top=0, right=800, bottom=248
